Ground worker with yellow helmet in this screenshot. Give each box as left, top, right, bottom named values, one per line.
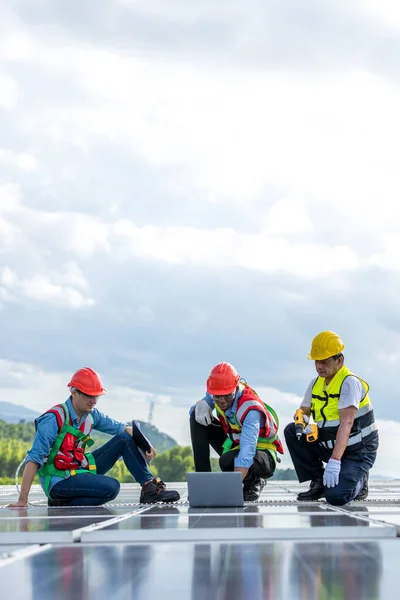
left=284, top=331, right=379, bottom=505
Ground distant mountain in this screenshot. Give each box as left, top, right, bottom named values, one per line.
left=0, top=401, right=40, bottom=424
left=0, top=401, right=178, bottom=452
left=135, top=421, right=178, bottom=454
left=90, top=420, right=178, bottom=454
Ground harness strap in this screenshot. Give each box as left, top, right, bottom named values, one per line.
left=39, top=403, right=96, bottom=497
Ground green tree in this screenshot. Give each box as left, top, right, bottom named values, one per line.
left=152, top=445, right=194, bottom=482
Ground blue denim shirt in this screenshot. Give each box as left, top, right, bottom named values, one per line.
left=26, top=397, right=126, bottom=493
left=190, top=387, right=262, bottom=469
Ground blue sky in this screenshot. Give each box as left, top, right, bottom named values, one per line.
left=1, top=0, right=400, bottom=476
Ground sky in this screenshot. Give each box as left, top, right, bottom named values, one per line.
left=1, top=0, right=400, bottom=477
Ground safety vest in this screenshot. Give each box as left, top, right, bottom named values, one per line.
left=311, top=365, right=378, bottom=451
left=215, top=383, right=284, bottom=464
left=37, top=402, right=97, bottom=497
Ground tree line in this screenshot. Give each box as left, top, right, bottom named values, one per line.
left=0, top=420, right=297, bottom=483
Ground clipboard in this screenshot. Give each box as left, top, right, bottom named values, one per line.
left=131, top=420, right=152, bottom=465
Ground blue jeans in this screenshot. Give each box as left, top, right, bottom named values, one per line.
left=50, top=432, right=153, bottom=506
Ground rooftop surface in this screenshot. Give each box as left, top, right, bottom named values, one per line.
left=1, top=480, right=400, bottom=599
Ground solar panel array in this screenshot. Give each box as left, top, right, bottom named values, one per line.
left=1, top=480, right=399, bottom=599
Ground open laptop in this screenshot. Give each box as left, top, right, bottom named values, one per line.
left=187, top=472, right=244, bottom=508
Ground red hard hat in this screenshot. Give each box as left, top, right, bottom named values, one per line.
left=206, top=362, right=240, bottom=396
left=67, top=367, right=106, bottom=396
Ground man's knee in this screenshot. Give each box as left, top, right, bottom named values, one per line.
left=111, top=431, right=132, bottom=445
left=284, top=422, right=296, bottom=443
left=324, top=487, right=353, bottom=506
left=103, top=477, right=120, bottom=501
left=219, top=451, right=236, bottom=472
left=252, top=451, right=275, bottom=479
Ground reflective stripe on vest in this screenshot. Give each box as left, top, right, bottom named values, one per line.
left=311, top=365, right=377, bottom=448
left=320, top=422, right=379, bottom=449
left=215, top=384, right=281, bottom=460
left=315, top=403, right=373, bottom=428
left=236, top=399, right=276, bottom=435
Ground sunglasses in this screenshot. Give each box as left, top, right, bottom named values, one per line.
left=213, top=391, right=236, bottom=402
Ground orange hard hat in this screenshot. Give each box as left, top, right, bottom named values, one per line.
left=206, top=362, right=240, bottom=396
left=67, top=367, right=106, bottom=396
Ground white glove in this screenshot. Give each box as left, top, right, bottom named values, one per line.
left=323, top=458, right=341, bottom=488
left=195, top=399, right=213, bottom=426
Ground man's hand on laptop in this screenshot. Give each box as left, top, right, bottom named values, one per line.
left=195, top=399, right=213, bottom=426
left=234, top=467, right=248, bottom=481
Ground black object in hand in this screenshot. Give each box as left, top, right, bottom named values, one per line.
left=131, top=420, right=152, bottom=453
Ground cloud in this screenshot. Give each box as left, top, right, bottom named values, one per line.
left=0, top=73, right=18, bottom=109
left=0, top=149, right=37, bottom=171
left=0, top=0, right=400, bottom=480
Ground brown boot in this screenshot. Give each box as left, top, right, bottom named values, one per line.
left=140, top=477, right=180, bottom=504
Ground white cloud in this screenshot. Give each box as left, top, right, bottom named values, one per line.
left=1, top=0, right=400, bottom=478
left=111, top=219, right=359, bottom=277
left=0, top=73, right=18, bottom=109
left=263, top=198, right=313, bottom=236
left=0, top=149, right=37, bottom=171
left=0, top=183, right=20, bottom=213
left=354, top=0, right=400, bottom=29
left=0, top=263, right=95, bottom=308
left=368, top=234, right=400, bottom=271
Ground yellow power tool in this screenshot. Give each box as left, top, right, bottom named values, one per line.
left=294, top=408, right=318, bottom=443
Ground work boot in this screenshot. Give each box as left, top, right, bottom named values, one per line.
left=243, top=475, right=266, bottom=502
left=140, top=477, right=180, bottom=504
left=297, top=478, right=324, bottom=501
left=354, top=473, right=369, bottom=501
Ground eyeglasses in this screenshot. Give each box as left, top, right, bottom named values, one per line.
left=77, top=390, right=100, bottom=401
left=213, top=391, right=236, bottom=402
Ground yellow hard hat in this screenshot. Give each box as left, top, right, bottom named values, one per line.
left=307, top=331, right=345, bottom=360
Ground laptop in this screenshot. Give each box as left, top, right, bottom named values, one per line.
left=187, top=472, right=244, bottom=508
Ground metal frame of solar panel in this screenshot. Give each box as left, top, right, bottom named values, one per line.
left=1, top=480, right=400, bottom=599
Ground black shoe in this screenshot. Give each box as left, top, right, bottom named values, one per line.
left=47, top=498, right=71, bottom=507
left=297, top=478, right=324, bottom=501
left=140, top=477, right=180, bottom=504
left=243, top=476, right=266, bottom=502
left=354, top=474, right=369, bottom=501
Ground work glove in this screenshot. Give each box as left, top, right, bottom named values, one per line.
left=195, top=399, right=213, bottom=426
left=323, top=458, right=341, bottom=488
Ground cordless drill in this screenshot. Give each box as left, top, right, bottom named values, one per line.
left=294, top=408, right=318, bottom=442
left=294, top=408, right=306, bottom=440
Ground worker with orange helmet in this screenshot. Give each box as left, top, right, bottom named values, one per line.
left=284, top=331, right=379, bottom=505
left=190, top=362, right=284, bottom=501
left=9, top=367, right=180, bottom=507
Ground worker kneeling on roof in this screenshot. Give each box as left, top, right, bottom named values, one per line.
left=9, top=367, right=180, bottom=507
left=190, top=362, right=284, bottom=502
left=285, top=331, right=379, bottom=505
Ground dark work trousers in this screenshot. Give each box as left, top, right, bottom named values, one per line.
left=219, top=448, right=275, bottom=482
left=190, top=411, right=276, bottom=481
left=190, top=411, right=227, bottom=471
left=284, top=422, right=377, bottom=506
